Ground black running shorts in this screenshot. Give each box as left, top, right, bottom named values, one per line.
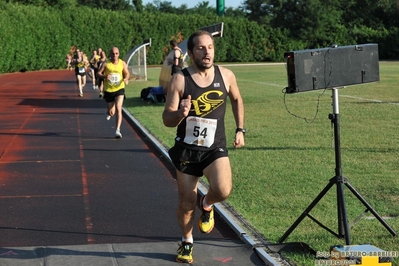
left=168, top=143, right=228, bottom=177
left=104, top=89, right=125, bottom=103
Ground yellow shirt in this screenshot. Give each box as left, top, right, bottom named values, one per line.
left=104, top=59, right=125, bottom=93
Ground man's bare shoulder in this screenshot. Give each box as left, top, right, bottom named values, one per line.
left=169, top=71, right=185, bottom=92
left=217, top=65, right=236, bottom=81
left=171, top=70, right=185, bottom=81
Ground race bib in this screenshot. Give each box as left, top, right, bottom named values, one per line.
left=78, top=67, right=85, bottom=73
left=183, top=116, right=217, bottom=147
left=109, top=73, right=121, bottom=85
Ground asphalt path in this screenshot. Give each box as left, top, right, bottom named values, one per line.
left=0, top=70, right=269, bottom=265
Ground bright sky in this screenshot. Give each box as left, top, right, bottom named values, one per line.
left=142, top=0, right=243, bottom=9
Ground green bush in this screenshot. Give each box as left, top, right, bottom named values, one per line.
left=0, top=2, right=397, bottom=74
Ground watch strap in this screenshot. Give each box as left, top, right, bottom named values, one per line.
left=236, top=128, right=246, bottom=134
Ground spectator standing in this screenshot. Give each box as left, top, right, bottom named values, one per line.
left=169, top=39, right=184, bottom=75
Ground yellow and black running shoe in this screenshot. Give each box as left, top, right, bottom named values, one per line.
left=198, top=195, right=214, bottom=234
left=176, top=241, right=193, bottom=263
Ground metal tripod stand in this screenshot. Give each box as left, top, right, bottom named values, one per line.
left=278, top=88, right=397, bottom=245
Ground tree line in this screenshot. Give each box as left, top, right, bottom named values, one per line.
left=0, top=0, right=397, bottom=74
left=5, top=0, right=399, bottom=59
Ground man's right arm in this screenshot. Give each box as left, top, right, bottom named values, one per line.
left=162, top=73, right=191, bottom=127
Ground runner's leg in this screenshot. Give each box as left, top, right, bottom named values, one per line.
left=176, top=171, right=200, bottom=239
left=202, top=157, right=232, bottom=205
left=114, top=94, right=124, bottom=131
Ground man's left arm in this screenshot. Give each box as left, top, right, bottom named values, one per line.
left=222, top=67, right=245, bottom=148
left=122, top=61, right=130, bottom=85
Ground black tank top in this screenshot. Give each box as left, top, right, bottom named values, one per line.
left=175, top=66, right=227, bottom=150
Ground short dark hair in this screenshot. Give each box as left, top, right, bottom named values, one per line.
left=187, top=30, right=213, bottom=52
left=170, top=40, right=178, bottom=47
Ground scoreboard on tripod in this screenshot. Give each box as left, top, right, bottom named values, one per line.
left=284, top=43, right=380, bottom=93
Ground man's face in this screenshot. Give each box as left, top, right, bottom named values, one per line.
left=191, top=35, right=214, bottom=71
left=110, top=49, right=119, bottom=61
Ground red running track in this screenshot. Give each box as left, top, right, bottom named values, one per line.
left=0, top=70, right=237, bottom=247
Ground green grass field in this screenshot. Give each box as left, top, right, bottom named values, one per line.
left=124, top=61, right=399, bottom=266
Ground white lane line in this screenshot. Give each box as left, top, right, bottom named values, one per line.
left=340, top=94, right=399, bottom=105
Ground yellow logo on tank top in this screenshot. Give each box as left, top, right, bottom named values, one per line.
left=191, top=90, right=224, bottom=117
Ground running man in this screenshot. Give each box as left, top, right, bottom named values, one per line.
left=89, top=49, right=100, bottom=89
left=162, top=30, right=245, bottom=263
left=97, top=47, right=130, bottom=138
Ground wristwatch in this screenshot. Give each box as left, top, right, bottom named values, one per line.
left=236, top=128, right=246, bottom=134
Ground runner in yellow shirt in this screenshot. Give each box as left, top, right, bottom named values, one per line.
left=97, top=47, right=130, bottom=138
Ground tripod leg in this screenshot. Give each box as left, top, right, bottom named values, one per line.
left=345, top=181, right=397, bottom=237
left=336, top=181, right=351, bottom=244
left=278, top=179, right=335, bottom=243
